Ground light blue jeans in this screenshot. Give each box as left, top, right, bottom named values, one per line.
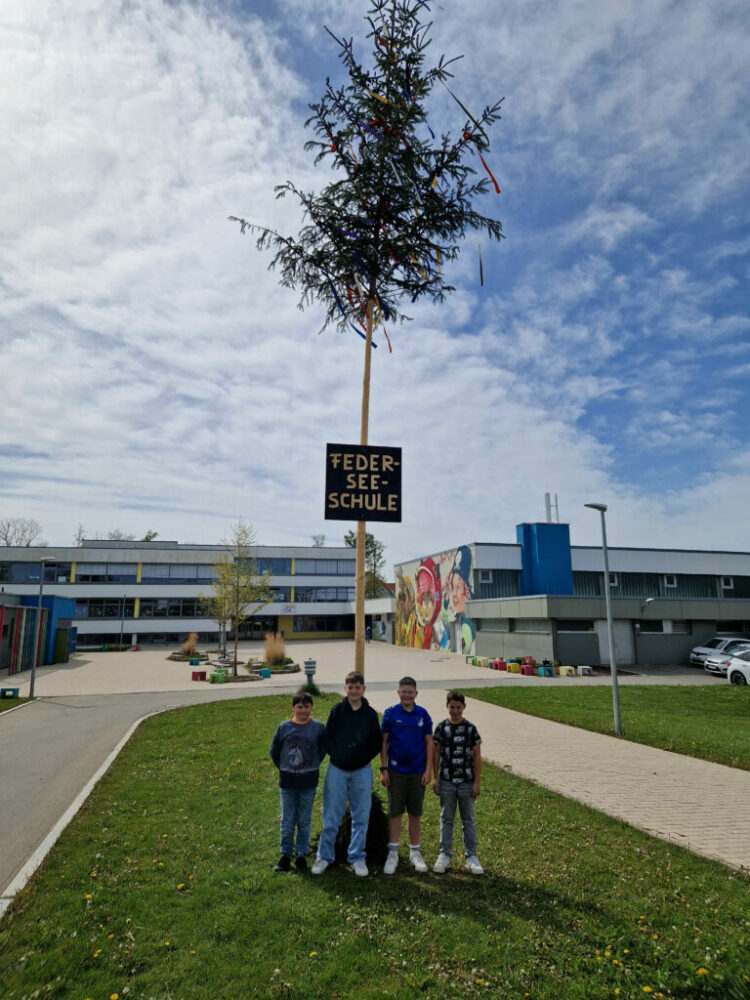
left=279, top=786, right=317, bottom=858
left=316, top=762, right=373, bottom=864
left=438, top=781, right=477, bottom=858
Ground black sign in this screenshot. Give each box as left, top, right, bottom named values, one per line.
left=325, top=443, right=402, bottom=522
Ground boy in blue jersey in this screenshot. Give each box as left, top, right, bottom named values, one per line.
left=380, top=676, right=433, bottom=874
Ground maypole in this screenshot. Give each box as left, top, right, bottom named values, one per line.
left=231, top=0, right=505, bottom=678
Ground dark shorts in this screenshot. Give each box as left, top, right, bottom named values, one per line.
left=388, top=770, right=426, bottom=817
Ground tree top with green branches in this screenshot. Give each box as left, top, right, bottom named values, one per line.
left=230, top=0, right=504, bottom=347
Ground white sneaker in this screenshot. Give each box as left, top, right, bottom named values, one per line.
left=409, top=850, right=428, bottom=873
left=432, top=853, right=451, bottom=874
left=465, top=856, right=484, bottom=875
left=383, top=851, right=399, bottom=875
left=351, top=858, right=369, bottom=877
left=311, top=858, right=330, bottom=875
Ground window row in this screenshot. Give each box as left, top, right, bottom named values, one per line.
left=0, top=559, right=357, bottom=584
left=572, top=572, right=750, bottom=599
left=293, top=587, right=354, bottom=602
left=292, top=615, right=354, bottom=632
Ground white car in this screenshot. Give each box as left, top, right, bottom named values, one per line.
left=704, top=647, right=750, bottom=679
left=689, top=636, right=750, bottom=666
left=724, top=652, right=750, bottom=686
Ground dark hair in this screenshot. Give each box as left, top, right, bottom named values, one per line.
left=345, top=670, right=365, bottom=685
left=292, top=691, right=313, bottom=706
left=446, top=690, right=465, bottom=705
left=398, top=676, right=417, bottom=688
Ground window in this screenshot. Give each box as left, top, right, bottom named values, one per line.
left=512, top=618, right=549, bottom=633
left=256, top=558, right=292, bottom=575
left=478, top=570, right=492, bottom=583
left=664, top=575, right=677, bottom=589
left=294, top=558, right=355, bottom=576
left=479, top=618, right=510, bottom=632
left=639, top=620, right=664, bottom=633
left=169, top=564, right=198, bottom=582
left=721, top=577, right=734, bottom=590
left=557, top=620, right=595, bottom=632
left=141, top=564, right=170, bottom=582
left=669, top=620, right=690, bottom=634
left=608, top=573, right=619, bottom=588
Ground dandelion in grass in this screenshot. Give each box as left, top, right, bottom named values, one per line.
left=643, top=989, right=653, bottom=994
left=310, top=951, right=318, bottom=958
left=697, top=968, right=709, bottom=975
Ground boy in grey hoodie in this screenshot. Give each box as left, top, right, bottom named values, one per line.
left=269, top=691, right=326, bottom=872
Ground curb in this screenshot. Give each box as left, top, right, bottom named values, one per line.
left=0, top=705, right=174, bottom=922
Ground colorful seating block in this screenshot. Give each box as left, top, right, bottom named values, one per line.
left=538, top=665, right=554, bottom=677
left=507, top=661, right=521, bottom=673
left=209, top=672, right=226, bottom=684
left=559, top=666, right=576, bottom=677
left=577, top=665, right=593, bottom=676
left=191, top=670, right=207, bottom=682
left=0, top=686, right=20, bottom=698
left=520, top=664, right=535, bottom=675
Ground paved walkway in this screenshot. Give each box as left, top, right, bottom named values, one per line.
left=2, top=641, right=747, bottom=918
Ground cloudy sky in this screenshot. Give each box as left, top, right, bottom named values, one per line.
left=1, top=0, right=749, bottom=566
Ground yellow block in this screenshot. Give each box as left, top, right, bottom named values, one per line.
left=508, top=661, right=520, bottom=673
left=559, top=666, right=576, bottom=677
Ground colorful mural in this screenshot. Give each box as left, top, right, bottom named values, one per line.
left=394, top=545, right=476, bottom=655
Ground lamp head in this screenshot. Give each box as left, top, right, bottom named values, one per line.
left=584, top=502, right=608, bottom=513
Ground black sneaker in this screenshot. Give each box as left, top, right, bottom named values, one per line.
left=274, top=855, right=291, bottom=872
left=294, top=856, right=308, bottom=873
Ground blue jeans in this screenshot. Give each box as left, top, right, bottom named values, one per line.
left=279, top=786, right=317, bottom=858
left=438, top=781, right=477, bottom=858
left=316, top=762, right=373, bottom=864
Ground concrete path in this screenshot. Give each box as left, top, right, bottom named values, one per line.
left=366, top=689, right=750, bottom=874
left=2, top=641, right=746, bottom=919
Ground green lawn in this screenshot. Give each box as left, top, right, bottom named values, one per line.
left=1, top=695, right=748, bottom=1000
left=0, top=696, right=28, bottom=714
left=464, top=684, right=750, bottom=770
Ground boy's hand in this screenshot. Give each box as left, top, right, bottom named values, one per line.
left=421, top=769, right=431, bottom=787
left=471, top=780, right=481, bottom=799
left=380, top=769, right=391, bottom=788
left=432, top=779, right=440, bottom=795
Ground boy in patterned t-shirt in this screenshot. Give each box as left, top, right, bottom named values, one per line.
left=431, top=690, right=484, bottom=875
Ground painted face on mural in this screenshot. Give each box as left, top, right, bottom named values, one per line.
left=449, top=571, right=471, bottom=615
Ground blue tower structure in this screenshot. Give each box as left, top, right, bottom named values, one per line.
left=516, top=522, right=574, bottom=596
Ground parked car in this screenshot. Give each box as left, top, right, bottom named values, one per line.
left=705, top=647, right=750, bottom=678
left=689, top=636, right=750, bottom=666
left=727, top=656, right=750, bottom=686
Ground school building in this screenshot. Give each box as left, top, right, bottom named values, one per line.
left=1, top=539, right=356, bottom=673
left=394, top=522, right=750, bottom=666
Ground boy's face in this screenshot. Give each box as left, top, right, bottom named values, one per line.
left=345, top=680, right=365, bottom=704
left=447, top=699, right=465, bottom=724
left=398, top=684, right=417, bottom=710
left=292, top=700, right=313, bottom=724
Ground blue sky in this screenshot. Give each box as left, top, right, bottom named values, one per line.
left=1, top=0, right=749, bottom=563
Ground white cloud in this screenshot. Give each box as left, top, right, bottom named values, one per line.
left=0, top=0, right=749, bottom=567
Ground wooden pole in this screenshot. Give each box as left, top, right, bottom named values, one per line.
left=354, top=295, right=375, bottom=676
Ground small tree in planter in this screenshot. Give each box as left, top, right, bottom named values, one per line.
left=264, top=631, right=287, bottom=668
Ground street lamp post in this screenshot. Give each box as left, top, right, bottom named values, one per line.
left=584, top=503, right=622, bottom=735
left=30, top=559, right=50, bottom=699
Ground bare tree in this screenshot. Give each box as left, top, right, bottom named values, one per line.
left=208, top=521, right=273, bottom=675
left=0, top=517, right=47, bottom=547
left=311, top=533, right=327, bottom=547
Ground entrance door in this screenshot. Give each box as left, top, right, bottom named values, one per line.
left=595, top=620, right=635, bottom=665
